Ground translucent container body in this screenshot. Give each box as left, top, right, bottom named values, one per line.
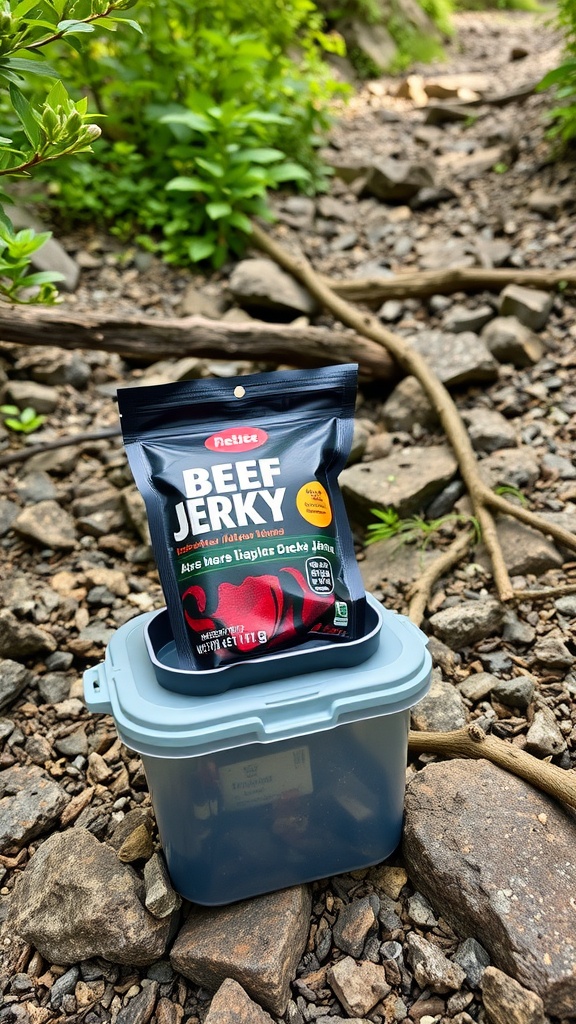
left=84, top=594, right=431, bottom=906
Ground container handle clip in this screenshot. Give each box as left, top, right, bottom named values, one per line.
left=83, top=663, right=112, bottom=714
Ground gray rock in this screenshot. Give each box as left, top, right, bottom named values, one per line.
left=542, top=451, right=576, bottom=479
left=327, top=957, right=390, bottom=1016
left=405, top=933, right=466, bottom=992
left=333, top=897, right=379, bottom=958
left=144, top=852, right=182, bottom=919
left=502, top=612, right=536, bottom=646
left=229, top=258, right=318, bottom=318
left=54, top=728, right=89, bottom=757
left=378, top=299, right=404, bottom=323
left=481, top=966, right=547, bottom=1024
left=10, top=828, right=173, bottom=965
left=380, top=376, right=439, bottom=432
left=0, top=659, right=31, bottom=713
left=360, top=157, right=435, bottom=201
left=555, top=595, right=576, bottom=618
left=525, top=707, right=567, bottom=758
left=0, top=609, right=56, bottom=658
left=340, top=444, right=458, bottom=520
left=2, top=380, right=59, bottom=414
left=478, top=447, right=540, bottom=490
left=532, top=634, right=575, bottom=670
left=403, top=759, right=576, bottom=1016
left=457, top=671, right=496, bottom=703
left=411, top=669, right=467, bottom=731
left=50, top=966, right=80, bottom=1008
left=0, top=765, right=70, bottom=851
left=170, top=886, right=311, bottom=1015
left=336, top=19, right=397, bottom=75
left=277, top=196, right=316, bottom=230
left=527, top=189, right=562, bottom=218
left=462, top=408, right=517, bottom=453
left=491, top=676, right=535, bottom=711
left=176, top=284, right=224, bottom=319
left=498, top=285, right=554, bottom=331
left=407, top=891, right=438, bottom=928
left=204, top=979, right=276, bottom=1024
left=453, top=937, right=490, bottom=989
left=38, top=671, right=73, bottom=703
left=429, top=597, right=504, bottom=649
left=115, top=981, right=159, bottom=1024
left=475, top=517, right=563, bottom=578
left=12, top=500, right=77, bottom=550
left=15, top=471, right=57, bottom=504
left=410, top=330, right=499, bottom=387
left=425, top=479, right=466, bottom=518
left=0, top=499, right=19, bottom=536
left=14, top=347, right=91, bottom=389
left=442, top=304, right=494, bottom=334
left=481, top=316, right=544, bottom=367
left=359, top=536, right=438, bottom=592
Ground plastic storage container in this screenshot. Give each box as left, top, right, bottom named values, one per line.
left=84, top=594, right=431, bottom=906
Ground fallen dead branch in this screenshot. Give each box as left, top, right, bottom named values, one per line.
left=0, top=427, right=121, bottom=469
left=0, top=307, right=395, bottom=381
left=408, top=723, right=576, bottom=810
left=250, top=221, right=576, bottom=605
left=329, top=265, right=576, bottom=304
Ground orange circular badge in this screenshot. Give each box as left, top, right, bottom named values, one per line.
left=296, top=481, right=332, bottom=528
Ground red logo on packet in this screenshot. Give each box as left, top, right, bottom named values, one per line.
left=205, top=426, right=268, bottom=453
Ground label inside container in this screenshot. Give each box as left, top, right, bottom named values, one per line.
left=219, top=745, right=313, bottom=811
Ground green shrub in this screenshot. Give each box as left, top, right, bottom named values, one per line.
left=538, top=0, right=576, bottom=146
left=36, top=0, right=348, bottom=268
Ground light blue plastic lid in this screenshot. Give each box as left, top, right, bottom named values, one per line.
left=83, top=593, right=431, bottom=759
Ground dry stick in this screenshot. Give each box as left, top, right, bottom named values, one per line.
left=0, top=426, right=121, bottom=469
left=407, top=530, right=474, bottom=626
left=329, top=265, right=576, bottom=304
left=408, top=723, right=576, bottom=810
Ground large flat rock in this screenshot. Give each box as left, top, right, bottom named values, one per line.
left=403, top=759, right=576, bottom=1016
left=341, top=445, right=458, bottom=520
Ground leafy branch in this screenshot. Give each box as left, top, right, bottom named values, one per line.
left=0, top=0, right=139, bottom=304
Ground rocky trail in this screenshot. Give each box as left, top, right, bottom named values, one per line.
left=1, top=8, right=576, bottom=1024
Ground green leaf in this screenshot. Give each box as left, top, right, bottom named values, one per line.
left=236, top=147, right=284, bottom=164
left=194, top=156, right=224, bottom=178
left=20, top=270, right=66, bottom=285
left=227, top=211, right=253, bottom=233
left=269, top=161, right=311, bottom=183
left=1, top=57, right=60, bottom=79
left=9, top=83, right=41, bottom=149
left=205, top=201, right=232, bottom=220
left=57, top=20, right=95, bottom=34
left=188, top=237, right=215, bottom=262
left=0, top=405, right=20, bottom=415
left=20, top=407, right=38, bottom=424
left=165, top=176, right=207, bottom=193
left=3, top=418, right=25, bottom=432
left=160, top=110, right=213, bottom=132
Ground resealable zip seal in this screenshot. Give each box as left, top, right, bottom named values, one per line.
left=118, top=364, right=366, bottom=671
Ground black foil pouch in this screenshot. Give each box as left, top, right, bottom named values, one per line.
left=118, top=364, right=366, bottom=670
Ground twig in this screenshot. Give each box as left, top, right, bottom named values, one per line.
left=408, top=723, right=576, bottom=810
left=0, top=426, right=121, bottom=469
left=512, top=583, right=576, bottom=600
left=329, top=265, right=576, bottom=304
left=407, top=530, right=474, bottom=626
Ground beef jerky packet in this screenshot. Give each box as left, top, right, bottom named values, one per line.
left=118, top=364, right=366, bottom=670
